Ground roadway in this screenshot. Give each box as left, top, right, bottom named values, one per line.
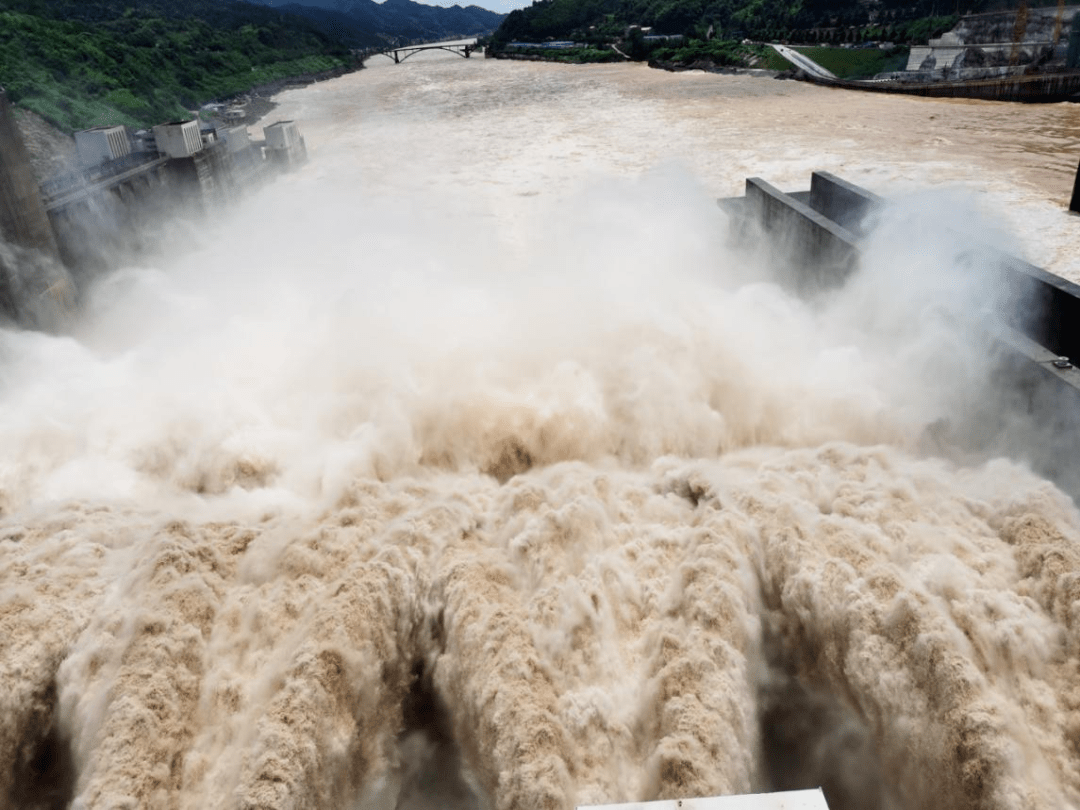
left=769, top=44, right=837, bottom=80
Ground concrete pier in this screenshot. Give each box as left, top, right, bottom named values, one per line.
left=722, top=171, right=1080, bottom=500
left=718, top=171, right=870, bottom=295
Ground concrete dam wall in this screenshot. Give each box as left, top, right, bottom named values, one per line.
left=0, top=89, right=307, bottom=327
left=721, top=170, right=1080, bottom=501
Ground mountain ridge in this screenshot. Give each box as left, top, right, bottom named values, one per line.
left=247, top=0, right=505, bottom=44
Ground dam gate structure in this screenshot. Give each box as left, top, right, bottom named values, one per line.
left=0, top=94, right=310, bottom=325
left=720, top=171, right=1080, bottom=502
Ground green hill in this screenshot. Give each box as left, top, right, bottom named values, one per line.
left=488, top=0, right=977, bottom=65
left=0, top=0, right=354, bottom=133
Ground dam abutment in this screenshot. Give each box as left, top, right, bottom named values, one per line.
left=0, top=88, right=60, bottom=260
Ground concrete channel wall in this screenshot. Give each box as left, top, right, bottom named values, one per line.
left=994, top=251, right=1080, bottom=364
left=726, top=170, right=1080, bottom=500
left=807, top=171, right=881, bottom=234
left=741, top=176, right=860, bottom=294
left=800, top=69, right=1080, bottom=102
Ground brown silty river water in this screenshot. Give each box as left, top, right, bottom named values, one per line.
left=5, top=51, right=1080, bottom=810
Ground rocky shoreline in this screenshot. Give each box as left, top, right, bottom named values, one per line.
left=236, top=63, right=361, bottom=125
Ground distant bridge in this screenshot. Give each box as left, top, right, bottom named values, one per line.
left=373, top=43, right=477, bottom=63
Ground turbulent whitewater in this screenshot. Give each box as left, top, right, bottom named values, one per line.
left=4, top=53, right=1080, bottom=810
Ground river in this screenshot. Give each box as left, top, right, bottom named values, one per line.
left=3, top=49, right=1080, bottom=810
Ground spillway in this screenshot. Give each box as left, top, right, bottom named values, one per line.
left=3, top=50, right=1080, bottom=810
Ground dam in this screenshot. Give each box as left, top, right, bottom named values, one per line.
left=3, top=50, right=1080, bottom=810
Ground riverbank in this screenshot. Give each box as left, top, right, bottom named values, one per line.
left=205, top=63, right=365, bottom=130
left=648, top=61, right=780, bottom=77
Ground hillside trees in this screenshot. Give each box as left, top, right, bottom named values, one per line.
left=490, top=0, right=981, bottom=49
left=0, top=0, right=353, bottom=131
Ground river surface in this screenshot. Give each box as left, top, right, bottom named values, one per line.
left=4, top=50, right=1080, bottom=810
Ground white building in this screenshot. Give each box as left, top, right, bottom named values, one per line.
left=74, top=125, right=131, bottom=168
left=264, top=120, right=303, bottom=151
left=152, top=120, right=204, bottom=159
left=264, top=120, right=308, bottom=170
left=222, top=125, right=251, bottom=153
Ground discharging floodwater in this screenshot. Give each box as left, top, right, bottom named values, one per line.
left=4, top=51, right=1080, bottom=810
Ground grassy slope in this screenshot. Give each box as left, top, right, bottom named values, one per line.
left=759, top=45, right=909, bottom=77
left=0, top=1, right=351, bottom=132
left=796, top=45, right=910, bottom=78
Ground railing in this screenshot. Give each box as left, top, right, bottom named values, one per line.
left=40, top=150, right=161, bottom=200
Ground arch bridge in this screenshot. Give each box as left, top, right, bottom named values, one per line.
left=374, top=43, right=477, bottom=63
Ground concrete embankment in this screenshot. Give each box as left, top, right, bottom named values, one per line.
left=801, top=68, right=1080, bottom=101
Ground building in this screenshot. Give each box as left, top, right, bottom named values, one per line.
left=152, top=120, right=204, bottom=159
left=74, top=125, right=131, bottom=169
left=263, top=120, right=308, bottom=170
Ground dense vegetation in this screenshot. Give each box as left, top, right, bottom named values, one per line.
left=492, top=0, right=971, bottom=46
left=0, top=0, right=353, bottom=132
left=254, top=0, right=505, bottom=48
left=499, top=43, right=623, bottom=61
left=647, top=38, right=772, bottom=67
left=487, top=0, right=974, bottom=70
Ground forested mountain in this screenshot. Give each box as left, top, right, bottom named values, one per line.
left=491, top=0, right=985, bottom=47
left=0, top=0, right=354, bottom=131
left=0, top=0, right=503, bottom=134
left=250, top=0, right=505, bottom=45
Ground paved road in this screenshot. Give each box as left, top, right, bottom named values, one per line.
left=769, top=44, right=837, bottom=80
